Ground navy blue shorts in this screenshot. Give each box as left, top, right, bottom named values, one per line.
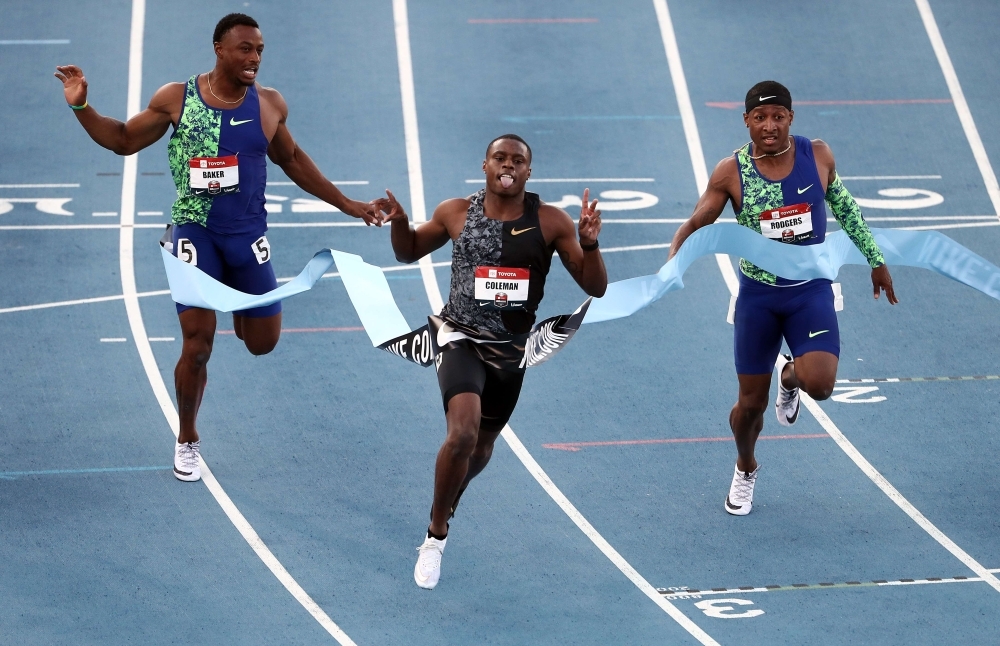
left=734, top=278, right=840, bottom=375
left=172, top=223, right=280, bottom=318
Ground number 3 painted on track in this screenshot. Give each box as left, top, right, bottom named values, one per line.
left=693, top=598, right=764, bottom=619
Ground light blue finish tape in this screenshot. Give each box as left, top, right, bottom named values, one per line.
left=582, top=224, right=1000, bottom=324
left=161, top=246, right=412, bottom=346
left=329, top=250, right=412, bottom=346
left=161, top=224, right=1000, bottom=349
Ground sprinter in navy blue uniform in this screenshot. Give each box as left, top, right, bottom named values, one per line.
left=57, top=14, right=382, bottom=481
left=669, top=81, right=898, bottom=516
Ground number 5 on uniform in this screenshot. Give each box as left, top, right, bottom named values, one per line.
left=178, top=238, right=197, bottom=265
left=253, top=235, right=271, bottom=264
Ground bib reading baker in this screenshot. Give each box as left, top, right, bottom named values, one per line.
left=188, top=155, right=240, bottom=196
left=168, top=75, right=269, bottom=237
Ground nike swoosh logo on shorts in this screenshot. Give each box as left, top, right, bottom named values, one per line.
left=511, top=227, right=536, bottom=236
left=809, top=330, right=829, bottom=338
left=230, top=118, right=253, bottom=126
left=759, top=95, right=777, bottom=101
left=797, top=184, right=813, bottom=194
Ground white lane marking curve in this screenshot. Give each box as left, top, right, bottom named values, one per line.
left=116, top=2, right=357, bottom=643
left=657, top=0, right=1000, bottom=597
left=393, top=1, right=718, bottom=643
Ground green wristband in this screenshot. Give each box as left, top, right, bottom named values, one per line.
left=69, top=101, right=88, bottom=110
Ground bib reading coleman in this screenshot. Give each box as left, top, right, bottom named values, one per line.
left=379, top=189, right=592, bottom=370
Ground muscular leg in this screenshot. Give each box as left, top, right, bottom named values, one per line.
left=430, top=392, right=486, bottom=537
left=780, top=350, right=838, bottom=401
left=232, top=312, right=282, bottom=356
left=729, top=373, right=772, bottom=473
left=175, top=308, right=216, bottom=444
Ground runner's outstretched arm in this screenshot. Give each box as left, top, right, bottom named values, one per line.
left=814, top=141, right=898, bottom=304
left=264, top=89, right=380, bottom=226
left=551, top=188, right=607, bottom=297
left=378, top=190, right=453, bottom=263
left=54, top=65, right=177, bottom=156
left=667, top=158, right=735, bottom=260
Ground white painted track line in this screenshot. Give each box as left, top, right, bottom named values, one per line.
left=915, top=0, right=1000, bottom=219
left=656, top=0, right=1000, bottom=596
left=115, top=2, right=357, bottom=643
left=393, top=1, right=717, bottom=643
left=802, top=394, right=1000, bottom=593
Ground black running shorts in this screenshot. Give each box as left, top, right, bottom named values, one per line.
left=435, top=343, right=525, bottom=431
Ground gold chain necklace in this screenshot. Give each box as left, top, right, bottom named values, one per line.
left=745, top=136, right=792, bottom=160
left=206, top=72, right=248, bottom=105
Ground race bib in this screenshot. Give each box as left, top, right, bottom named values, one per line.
left=759, top=202, right=813, bottom=243
left=474, top=266, right=530, bottom=310
left=189, top=155, right=240, bottom=196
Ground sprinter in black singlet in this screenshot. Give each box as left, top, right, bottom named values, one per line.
left=376, top=135, right=608, bottom=589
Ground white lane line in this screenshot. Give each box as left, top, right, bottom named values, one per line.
left=655, top=0, right=1000, bottom=598
left=898, top=221, right=1000, bottom=231
left=500, top=429, right=720, bottom=645
left=0, top=39, right=69, bottom=45
left=115, top=3, right=357, bottom=643
left=915, top=0, right=1000, bottom=219
left=602, top=242, right=671, bottom=253
left=148, top=337, right=174, bottom=342
left=801, top=394, right=1000, bottom=593
left=93, top=212, right=118, bottom=217
left=394, top=1, right=716, bottom=643
left=840, top=175, right=941, bottom=180
left=100, top=337, right=127, bottom=343
left=464, top=177, right=656, bottom=183
left=393, top=0, right=444, bottom=313
left=0, top=290, right=169, bottom=315
left=138, top=210, right=162, bottom=216
left=653, top=0, right=737, bottom=296
left=0, top=183, right=80, bottom=188
left=266, top=181, right=369, bottom=186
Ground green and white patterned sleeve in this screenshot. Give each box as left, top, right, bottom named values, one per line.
left=826, top=174, right=885, bottom=268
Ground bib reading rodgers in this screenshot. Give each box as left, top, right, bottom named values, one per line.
left=474, top=266, right=529, bottom=310
left=188, top=155, right=240, bottom=196
left=759, top=202, right=813, bottom=244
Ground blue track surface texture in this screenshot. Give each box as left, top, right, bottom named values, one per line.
left=1, top=0, right=998, bottom=644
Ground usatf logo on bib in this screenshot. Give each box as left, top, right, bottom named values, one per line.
left=759, top=202, right=813, bottom=244
left=188, top=155, right=240, bottom=196
left=474, top=266, right=529, bottom=310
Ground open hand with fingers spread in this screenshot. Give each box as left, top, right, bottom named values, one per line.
left=871, top=264, right=898, bottom=304
left=54, top=65, right=89, bottom=108
left=374, top=189, right=408, bottom=224
left=578, top=188, right=602, bottom=247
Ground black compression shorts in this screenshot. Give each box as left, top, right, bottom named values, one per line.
left=435, top=343, right=525, bottom=431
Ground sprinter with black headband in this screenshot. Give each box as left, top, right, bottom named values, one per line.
left=375, top=134, right=607, bottom=589
left=668, top=81, right=898, bottom=516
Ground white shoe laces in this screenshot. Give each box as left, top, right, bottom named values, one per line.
left=176, top=441, right=201, bottom=471
left=416, top=540, right=444, bottom=575
left=730, top=470, right=757, bottom=504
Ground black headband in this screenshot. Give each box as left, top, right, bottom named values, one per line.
left=745, top=82, right=792, bottom=114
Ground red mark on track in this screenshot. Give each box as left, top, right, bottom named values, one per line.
left=706, top=99, right=953, bottom=110
left=543, top=433, right=829, bottom=452
left=217, top=327, right=364, bottom=335
left=468, top=18, right=598, bottom=24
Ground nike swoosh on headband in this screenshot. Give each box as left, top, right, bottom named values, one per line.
left=230, top=118, right=253, bottom=126
left=759, top=95, right=777, bottom=101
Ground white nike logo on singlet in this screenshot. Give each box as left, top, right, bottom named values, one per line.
left=230, top=118, right=253, bottom=126
left=759, top=95, right=777, bottom=101
left=797, top=184, right=813, bottom=194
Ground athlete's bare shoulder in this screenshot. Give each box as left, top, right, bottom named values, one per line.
left=810, top=139, right=837, bottom=187
left=537, top=202, right=576, bottom=244
left=256, top=84, right=288, bottom=114
left=430, top=197, right=470, bottom=240
left=149, top=82, right=185, bottom=110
